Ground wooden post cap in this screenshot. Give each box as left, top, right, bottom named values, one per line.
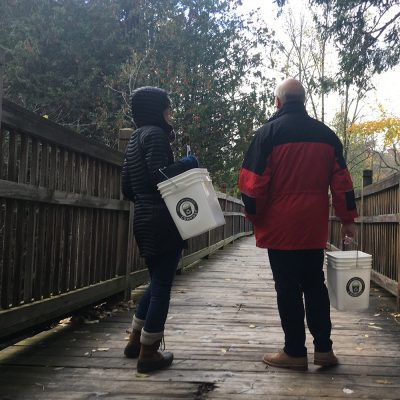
left=119, top=128, right=134, bottom=139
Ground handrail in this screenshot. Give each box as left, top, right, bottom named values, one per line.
left=0, top=100, right=253, bottom=340
left=327, top=171, right=400, bottom=309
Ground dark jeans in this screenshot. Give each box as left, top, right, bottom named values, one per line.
left=267, top=249, right=332, bottom=357
left=135, top=249, right=182, bottom=333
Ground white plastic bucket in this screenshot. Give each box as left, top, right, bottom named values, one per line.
left=157, top=168, right=225, bottom=239
left=326, top=251, right=372, bottom=311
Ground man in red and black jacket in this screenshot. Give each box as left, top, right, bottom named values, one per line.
left=239, top=78, right=358, bottom=371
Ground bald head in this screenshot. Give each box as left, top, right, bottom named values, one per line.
left=274, top=78, right=305, bottom=108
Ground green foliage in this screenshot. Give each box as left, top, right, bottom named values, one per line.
left=1, top=0, right=275, bottom=188
left=0, top=0, right=131, bottom=144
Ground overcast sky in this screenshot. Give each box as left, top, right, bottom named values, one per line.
left=240, top=0, right=400, bottom=122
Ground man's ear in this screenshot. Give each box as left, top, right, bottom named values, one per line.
left=275, top=97, right=282, bottom=109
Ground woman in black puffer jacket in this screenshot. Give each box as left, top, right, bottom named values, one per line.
left=121, top=87, right=198, bottom=373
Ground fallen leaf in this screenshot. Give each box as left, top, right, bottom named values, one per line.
left=343, top=388, right=354, bottom=394
left=368, top=325, right=383, bottom=330
left=376, top=379, right=392, bottom=385
left=220, top=349, right=227, bottom=354
left=249, top=324, right=256, bottom=328
left=83, top=318, right=99, bottom=324
left=364, top=335, right=369, bottom=338
left=374, top=313, right=380, bottom=317
left=97, top=348, right=109, bottom=352
left=135, top=373, right=149, bottom=378
left=355, top=347, right=364, bottom=351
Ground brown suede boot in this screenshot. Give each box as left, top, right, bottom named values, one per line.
left=137, top=339, right=174, bottom=373
left=314, top=350, right=338, bottom=366
left=124, top=329, right=141, bottom=358
left=263, top=350, right=308, bottom=371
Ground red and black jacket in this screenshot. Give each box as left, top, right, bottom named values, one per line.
left=239, top=102, right=358, bottom=250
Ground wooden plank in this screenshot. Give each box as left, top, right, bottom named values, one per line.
left=12, top=201, right=25, bottom=307
left=0, top=179, right=130, bottom=210
left=109, top=211, right=117, bottom=279
left=18, top=135, right=28, bottom=184
left=23, top=204, right=36, bottom=304
left=43, top=205, right=55, bottom=297
left=2, top=99, right=124, bottom=166
left=98, top=210, right=106, bottom=282
left=30, top=138, right=39, bottom=186
left=77, top=207, right=86, bottom=289
left=357, top=172, right=400, bottom=198
left=355, top=214, right=400, bottom=223
left=0, top=129, right=4, bottom=180
left=65, top=151, right=73, bottom=193
left=33, top=204, right=46, bottom=302
left=73, top=153, right=81, bottom=194
left=116, top=212, right=128, bottom=276
left=1, top=236, right=399, bottom=399
left=1, top=199, right=14, bottom=309
left=39, top=142, right=49, bottom=188
left=52, top=204, right=63, bottom=295
left=371, top=270, right=398, bottom=297
left=7, top=130, right=17, bottom=182
left=0, top=275, right=130, bottom=339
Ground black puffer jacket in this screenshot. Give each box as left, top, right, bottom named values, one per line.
left=122, top=88, right=193, bottom=257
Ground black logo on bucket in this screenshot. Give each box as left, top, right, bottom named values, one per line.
left=346, top=277, right=365, bottom=297
left=176, top=198, right=198, bottom=221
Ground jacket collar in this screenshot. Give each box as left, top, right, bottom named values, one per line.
left=268, top=101, right=307, bottom=123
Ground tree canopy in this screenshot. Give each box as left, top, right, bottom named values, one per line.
left=276, top=0, right=400, bottom=85
left=1, top=0, right=275, bottom=189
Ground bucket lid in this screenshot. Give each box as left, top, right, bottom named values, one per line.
left=326, top=251, right=372, bottom=259
left=157, top=168, right=210, bottom=191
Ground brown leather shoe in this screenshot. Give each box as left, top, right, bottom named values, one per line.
left=137, top=340, right=174, bottom=373
left=314, top=350, right=338, bottom=366
left=263, top=350, right=308, bottom=371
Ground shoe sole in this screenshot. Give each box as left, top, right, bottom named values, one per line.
left=263, top=358, right=308, bottom=371
left=314, top=360, right=338, bottom=367
left=137, top=357, right=174, bottom=373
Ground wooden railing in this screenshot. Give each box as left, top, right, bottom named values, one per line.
left=327, top=172, right=400, bottom=308
left=0, top=100, right=252, bottom=341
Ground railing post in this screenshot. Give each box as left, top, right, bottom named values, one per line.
left=398, top=174, right=400, bottom=311
left=359, top=170, right=372, bottom=252
left=118, top=128, right=135, bottom=299
left=118, top=128, right=134, bottom=152
left=363, top=169, right=373, bottom=187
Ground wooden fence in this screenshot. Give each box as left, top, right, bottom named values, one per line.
left=327, top=172, right=400, bottom=308
left=0, top=100, right=252, bottom=341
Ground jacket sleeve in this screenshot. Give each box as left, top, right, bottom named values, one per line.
left=330, top=139, right=358, bottom=223
left=238, top=129, right=273, bottom=224
left=142, top=127, right=194, bottom=186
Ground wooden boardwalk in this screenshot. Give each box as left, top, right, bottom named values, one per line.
left=1, top=236, right=400, bottom=399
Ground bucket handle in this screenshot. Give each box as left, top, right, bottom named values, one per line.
left=344, top=236, right=359, bottom=268
left=159, top=168, right=179, bottom=188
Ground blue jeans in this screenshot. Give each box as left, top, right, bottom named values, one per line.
left=268, top=249, right=332, bottom=357
left=135, top=249, right=182, bottom=333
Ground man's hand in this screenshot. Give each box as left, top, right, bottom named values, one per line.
left=341, top=223, right=357, bottom=244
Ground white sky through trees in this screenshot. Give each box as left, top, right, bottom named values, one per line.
left=240, top=0, right=400, bottom=123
